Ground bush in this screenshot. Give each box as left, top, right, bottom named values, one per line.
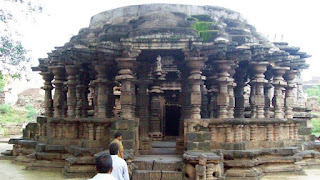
left=0, top=104, right=13, bottom=114
left=25, top=105, right=37, bottom=121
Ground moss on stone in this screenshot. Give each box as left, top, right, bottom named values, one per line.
left=199, top=30, right=219, bottom=42
left=191, top=14, right=212, bottom=22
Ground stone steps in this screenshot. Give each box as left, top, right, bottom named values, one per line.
left=132, top=155, right=183, bottom=180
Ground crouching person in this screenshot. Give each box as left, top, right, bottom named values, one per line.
left=109, top=143, right=130, bottom=180
left=88, top=153, right=115, bottom=180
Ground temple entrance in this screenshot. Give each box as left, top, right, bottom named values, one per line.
left=164, top=105, right=181, bottom=136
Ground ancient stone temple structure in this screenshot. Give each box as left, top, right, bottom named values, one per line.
left=6, top=4, right=320, bottom=180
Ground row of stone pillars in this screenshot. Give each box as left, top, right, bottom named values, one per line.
left=205, top=60, right=298, bottom=120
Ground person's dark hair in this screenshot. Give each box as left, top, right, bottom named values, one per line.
left=109, top=143, right=119, bottom=155
left=114, top=131, right=122, bottom=138
left=95, top=153, right=112, bottom=173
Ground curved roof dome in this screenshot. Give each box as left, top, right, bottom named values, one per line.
left=67, top=4, right=264, bottom=46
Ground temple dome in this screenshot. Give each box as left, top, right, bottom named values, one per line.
left=67, top=4, right=263, bottom=46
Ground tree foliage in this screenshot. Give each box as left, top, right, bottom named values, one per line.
left=0, top=0, right=43, bottom=80
left=305, top=84, right=320, bottom=103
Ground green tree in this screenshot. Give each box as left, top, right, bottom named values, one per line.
left=305, top=84, right=320, bottom=103
left=0, top=0, right=43, bottom=81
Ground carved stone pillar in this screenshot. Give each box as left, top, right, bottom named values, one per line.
left=274, top=123, right=280, bottom=141
left=250, top=124, right=258, bottom=141
left=234, top=125, right=242, bottom=142
left=94, top=62, right=109, bottom=118
left=225, top=125, right=232, bottom=143
left=210, top=126, right=216, bottom=143
left=250, top=61, right=269, bottom=118
left=88, top=123, right=94, bottom=140
left=284, top=70, right=298, bottom=119
left=206, top=164, right=214, bottom=180
left=215, top=60, right=231, bottom=119
left=294, top=123, right=299, bottom=140
left=50, top=66, right=65, bottom=118
left=65, top=66, right=78, bottom=118
left=289, top=123, right=294, bottom=139
left=40, top=72, right=54, bottom=117
left=264, top=69, right=273, bottom=118
left=137, top=80, right=151, bottom=149
left=116, top=57, right=136, bottom=120
left=186, top=57, right=207, bottom=119
left=234, top=66, right=247, bottom=118
left=227, top=63, right=238, bottom=118
left=95, top=125, right=103, bottom=140
left=149, top=65, right=164, bottom=138
left=201, top=84, right=209, bottom=118
left=76, top=66, right=89, bottom=118
left=272, top=67, right=289, bottom=118
left=266, top=124, right=273, bottom=141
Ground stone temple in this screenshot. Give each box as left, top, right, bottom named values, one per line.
left=5, top=4, right=320, bottom=180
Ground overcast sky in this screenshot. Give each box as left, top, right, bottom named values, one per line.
left=18, top=0, right=320, bottom=81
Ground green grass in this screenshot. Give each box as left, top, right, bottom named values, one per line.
left=0, top=104, right=37, bottom=124
left=189, top=15, right=220, bottom=42
left=312, top=112, right=320, bottom=136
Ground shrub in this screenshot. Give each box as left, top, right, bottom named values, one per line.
left=25, top=105, right=37, bottom=121
left=0, top=104, right=13, bottom=114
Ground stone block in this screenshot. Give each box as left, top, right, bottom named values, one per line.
left=225, top=167, right=263, bottom=177
left=133, top=160, right=153, bottom=170
left=132, top=170, right=161, bottom=180
left=225, top=159, right=259, bottom=167
left=111, top=130, right=135, bottom=141
left=161, top=171, right=182, bottom=180
left=198, top=141, right=211, bottom=151
left=8, top=138, right=23, bottom=144
left=36, top=117, right=47, bottom=124
left=45, top=144, right=65, bottom=152
left=187, top=132, right=210, bottom=142
left=35, top=152, right=62, bottom=160
left=260, top=164, right=302, bottom=173
left=36, top=143, right=46, bottom=152
left=66, top=156, right=95, bottom=165
left=122, top=140, right=135, bottom=150
left=112, top=120, right=136, bottom=130
left=66, top=165, right=95, bottom=173
left=298, top=128, right=312, bottom=135
left=187, top=142, right=198, bottom=151
left=153, top=160, right=182, bottom=171
left=18, top=140, right=38, bottom=148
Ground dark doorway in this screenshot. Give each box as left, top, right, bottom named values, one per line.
left=165, top=105, right=181, bottom=136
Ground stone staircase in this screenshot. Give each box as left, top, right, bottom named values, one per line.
left=132, top=141, right=184, bottom=180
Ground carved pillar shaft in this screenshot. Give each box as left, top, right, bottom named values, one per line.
left=116, top=57, right=136, bottom=120
left=272, top=67, right=289, bottom=118
left=40, top=72, right=54, bottom=117
left=138, top=81, right=150, bottom=139
left=294, top=123, right=299, bottom=140
left=227, top=63, right=238, bottom=118
left=284, top=70, right=298, bottom=119
left=50, top=66, right=65, bottom=118
left=95, top=125, right=103, bottom=140
left=215, top=60, right=231, bottom=119
left=274, top=123, right=280, bottom=141
left=94, top=62, right=109, bottom=118
left=234, top=125, right=242, bottom=142
left=250, top=62, right=269, bottom=118
left=225, top=125, right=232, bottom=143
left=210, top=126, right=216, bottom=143
left=266, top=124, right=273, bottom=141
left=186, top=57, right=207, bottom=119
left=66, top=66, right=78, bottom=118
left=250, top=124, right=258, bottom=141
left=88, top=123, right=94, bottom=140
left=234, top=66, right=247, bottom=118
